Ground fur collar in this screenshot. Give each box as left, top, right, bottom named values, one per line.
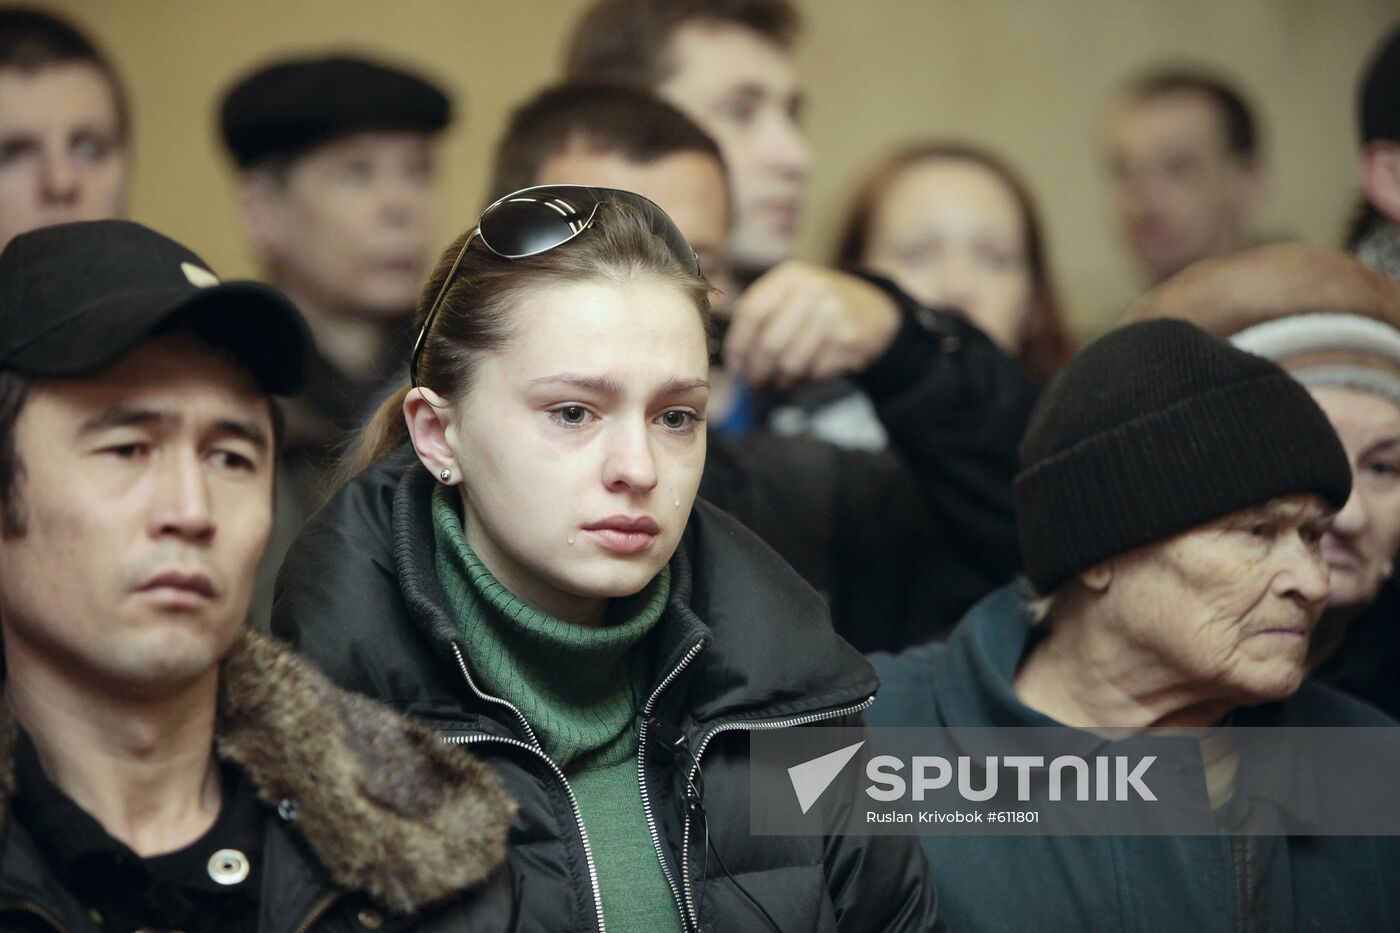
left=0, top=628, right=515, bottom=916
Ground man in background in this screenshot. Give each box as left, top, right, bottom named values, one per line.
left=217, top=54, right=451, bottom=623
left=565, top=0, right=905, bottom=449
left=0, top=7, right=128, bottom=250
left=1104, top=68, right=1269, bottom=283
left=1352, top=24, right=1400, bottom=282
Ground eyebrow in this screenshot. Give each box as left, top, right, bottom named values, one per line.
left=528, top=374, right=709, bottom=396
left=78, top=407, right=270, bottom=450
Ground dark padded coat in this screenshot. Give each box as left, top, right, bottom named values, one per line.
left=0, top=630, right=516, bottom=932
left=273, top=459, right=943, bottom=932
left=868, top=584, right=1400, bottom=933
left=700, top=275, right=1038, bottom=653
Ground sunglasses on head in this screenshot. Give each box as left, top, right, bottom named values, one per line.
left=409, top=184, right=702, bottom=388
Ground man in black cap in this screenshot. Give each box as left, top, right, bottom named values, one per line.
left=1353, top=23, right=1400, bottom=283
left=0, top=220, right=512, bottom=930
left=868, top=319, right=1400, bottom=931
left=217, top=54, right=452, bottom=623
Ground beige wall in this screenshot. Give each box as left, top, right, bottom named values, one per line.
left=37, top=0, right=1396, bottom=339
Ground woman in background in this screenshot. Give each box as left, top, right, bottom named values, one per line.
left=273, top=186, right=939, bottom=932
left=835, top=142, right=1074, bottom=383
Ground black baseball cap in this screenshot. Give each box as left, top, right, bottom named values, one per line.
left=0, top=220, right=309, bottom=395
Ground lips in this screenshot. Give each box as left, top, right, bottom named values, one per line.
left=582, top=515, right=661, bottom=555
left=137, top=571, right=217, bottom=601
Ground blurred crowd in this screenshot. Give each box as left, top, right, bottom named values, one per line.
left=0, top=2, right=1398, bottom=930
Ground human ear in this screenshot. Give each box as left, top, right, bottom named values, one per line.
left=403, top=387, right=459, bottom=482
left=1362, top=142, right=1400, bottom=226
left=238, top=170, right=291, bottom=264
left=1078, top=560, right=1114, bottom=593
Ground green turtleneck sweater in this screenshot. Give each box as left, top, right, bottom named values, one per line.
left=431, top=487, right=684, bottom=933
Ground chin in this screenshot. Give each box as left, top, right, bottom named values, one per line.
left=565, top=561, right=666, bottom=601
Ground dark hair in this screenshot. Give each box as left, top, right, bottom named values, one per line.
left=0, top=369, right=31, bottom=538
left=834, top=142, right=1074, bottom=383
left=1123, top=67, right=1258, bottom=160
left=564, top=0, right=799, bottom=88
left=489, top=82, right=726, bottom=204
left=352, top=198, right=713, bottom=473
left=0, top=7, right=129, bottom=141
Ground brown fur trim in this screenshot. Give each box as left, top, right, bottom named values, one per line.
left=216, top=629, right=515, bottom=914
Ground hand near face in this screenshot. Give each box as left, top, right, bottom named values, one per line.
left=723, top=261, right=899, bottom=390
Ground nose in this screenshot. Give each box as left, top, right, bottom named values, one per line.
left=925, top=253, right=975, bottom=316
left=764, top=113, right=810, bottom=182
left=39, top=149, right=79, bottom=205
left=1274, top=537, right=1330, bottom=608
left=1329, top=484, right=1368, bottom=539
left=601, top=421, right=659, bottom=494
left=149, top=451, right=215, bottom=544
left=378, top=174, right=422, bottom=229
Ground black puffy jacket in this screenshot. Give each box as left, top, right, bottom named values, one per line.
left=702, top=277, right=1038, bottom=652
left=273, top=459, right=943, bottom=932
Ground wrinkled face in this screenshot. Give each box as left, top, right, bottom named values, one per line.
left=535, top=144, right=733, bottom=296
left=1310, top=387, right=1400, bottom=614
left=862, top=159, right=1032, bottom=354
left=659, top=21, right=808, bottom=277
left=1100, top=495, right=1331, bottom=705
left=0, top=336, right=274, bottom=697
left=1106, top=92, right=1256, bottom=282
left=256, top=130, right=436, bottom=319
left=0, top=63, right=127, bottom=252
left=445, top=278, right=708, bottom=621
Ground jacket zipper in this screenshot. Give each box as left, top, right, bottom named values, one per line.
left=0, top=899, right=65, bottom=931
left=292, top=890, right=342, bottom=933
left=446, top=642, right=607, bottom=933
left=678, top=694, right=877, bottom=930
left=636, top=640, right=708, bottom=932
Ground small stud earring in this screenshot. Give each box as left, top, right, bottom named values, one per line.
left=439, top=468, right=453, bottom=483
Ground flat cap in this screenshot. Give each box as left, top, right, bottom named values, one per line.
left=220, top=54, right=452, bottom=168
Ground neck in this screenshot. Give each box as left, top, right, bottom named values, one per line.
left=276, top=281, right=395, bottom=382
left=5, top=645, right=223, bottom=857
left=1012, top=610, right=1232, bottom=730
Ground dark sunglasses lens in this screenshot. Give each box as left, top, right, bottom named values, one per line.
left=479, top=190, right=598, bottom=258
left=613, top=191, right=701, bottom=276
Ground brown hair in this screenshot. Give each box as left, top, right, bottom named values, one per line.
left=564, top=0, right=799, bottom=89
left=489, top=82, right=725, bottom=205
left=1124, top=67, right=1259, bottom=160
left=0, top=7, right=129, bottom=142
left=834, top=142, right=1074, bottom=383
left=351, top=198, right=712, bottom=474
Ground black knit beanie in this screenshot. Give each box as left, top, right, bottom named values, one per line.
left=1015, top=319, right=1352, bottom=594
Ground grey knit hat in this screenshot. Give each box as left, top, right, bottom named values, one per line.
left=1015, top=319, right=1352, bottom=594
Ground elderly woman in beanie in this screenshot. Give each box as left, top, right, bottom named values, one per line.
left=867, top=318, right=1400, bottom=932
left=1127, top=244, right=1400, bottom=712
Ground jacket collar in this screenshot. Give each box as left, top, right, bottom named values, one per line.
left=0, top=628, right=514, bottom=917
left=392, top=465, right=878, bottom=732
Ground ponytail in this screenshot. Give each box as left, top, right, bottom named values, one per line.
left=341, top=381, right=413, bottom=483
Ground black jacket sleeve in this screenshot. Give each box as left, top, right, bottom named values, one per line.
left=852, top=272, right=1037, bottom=642
left=701, top=276, right=1035, bottom=652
